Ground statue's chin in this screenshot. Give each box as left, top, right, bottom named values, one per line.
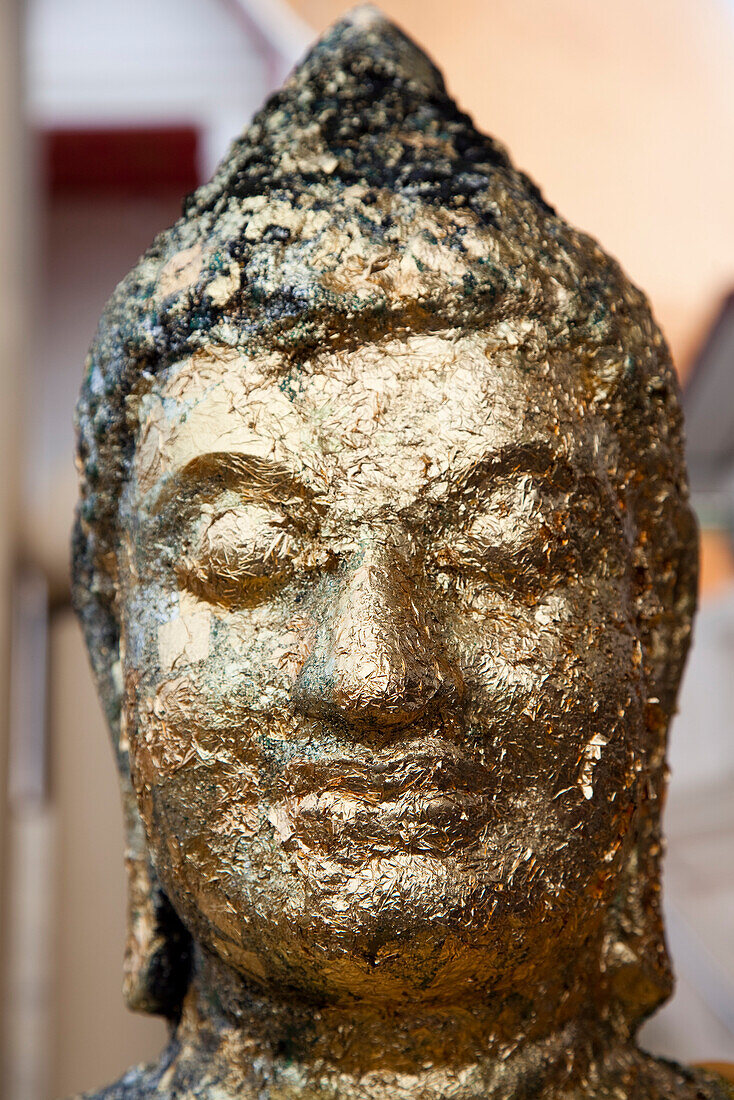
left=175, top=852, right=592, bottom=1005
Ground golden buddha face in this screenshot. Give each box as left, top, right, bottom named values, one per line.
left=119, top=329, right=643, bottom=1004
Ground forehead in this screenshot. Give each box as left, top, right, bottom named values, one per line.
left=133, top=332, right=584, bottom=511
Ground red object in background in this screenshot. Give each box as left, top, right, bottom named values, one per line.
left=45, top=126, right=200, bottom=195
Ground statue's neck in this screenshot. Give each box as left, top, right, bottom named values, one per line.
left=161, top=949, right=616, bottom=1099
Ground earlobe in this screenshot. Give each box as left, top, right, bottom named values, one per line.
left=75, top=575, right=194, bottom=1018
left=600, top=793, right=673, bottom=1030
left=121, top=771, right=192, bottom=1018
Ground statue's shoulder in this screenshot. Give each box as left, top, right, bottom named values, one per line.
left=695, top=1063, right=734, bottom=1099
left=696, top=1072, right=734, bottom=1100
left=639, top=1057, right=734, bottom=1100
left=562, top=1053, right=734, bottom=1100
left=65, top=1055, right=174, bottom=1100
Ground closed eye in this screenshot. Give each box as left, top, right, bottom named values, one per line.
left=432, top=529, right=561, bottom=591
left=177, top=504, right=302, bottom=606
left=432, top=479, right=574, bottom=587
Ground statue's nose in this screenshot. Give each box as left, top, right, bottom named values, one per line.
left=291, top=545, right=464, bottom=729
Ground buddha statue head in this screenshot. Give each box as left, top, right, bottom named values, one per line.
left=72, top=8, right=726, bottom=1099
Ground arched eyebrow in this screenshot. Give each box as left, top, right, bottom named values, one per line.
left=441, top=441, right=577, bottom=503
left=152, top=451, right=314, bottom=511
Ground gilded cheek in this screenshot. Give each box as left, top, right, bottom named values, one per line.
left=131, top=677, right=264, bottom=843
left=130, top=673, right=261, bottom=797
left=461, top=621, right=561, bottom=702
left=130, top=678, right=200, bottom=788
left=220, top=611, right=314, bottom=698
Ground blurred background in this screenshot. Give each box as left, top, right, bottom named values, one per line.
left=0, top=1, right=733, bottom=1096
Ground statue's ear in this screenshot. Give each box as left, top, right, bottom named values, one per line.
left=72, top=516, right=192, bottom=1016
left=596, top=469, right=697, bottom=1028
left=600, top=726, right=673, bottom=1030
left=120, top=770, right=192, bottom=1017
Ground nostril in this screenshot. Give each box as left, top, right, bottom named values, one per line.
left=292, top=658, right=462, bottom=729
left=332, top=658, right=463, bottom=728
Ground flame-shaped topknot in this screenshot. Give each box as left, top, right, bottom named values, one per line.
left=190, top=4, right=519, bottom=224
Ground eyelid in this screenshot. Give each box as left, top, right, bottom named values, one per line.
left=431, top=496, right=571, bottom=580
left=205, top=507, right=298, bottom=559
left=177, top=504, right=302, bottom=605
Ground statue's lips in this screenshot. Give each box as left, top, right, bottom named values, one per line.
left=276, top=743, right=493, bottom=799
left=268, top=744, right=496, bottom=853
